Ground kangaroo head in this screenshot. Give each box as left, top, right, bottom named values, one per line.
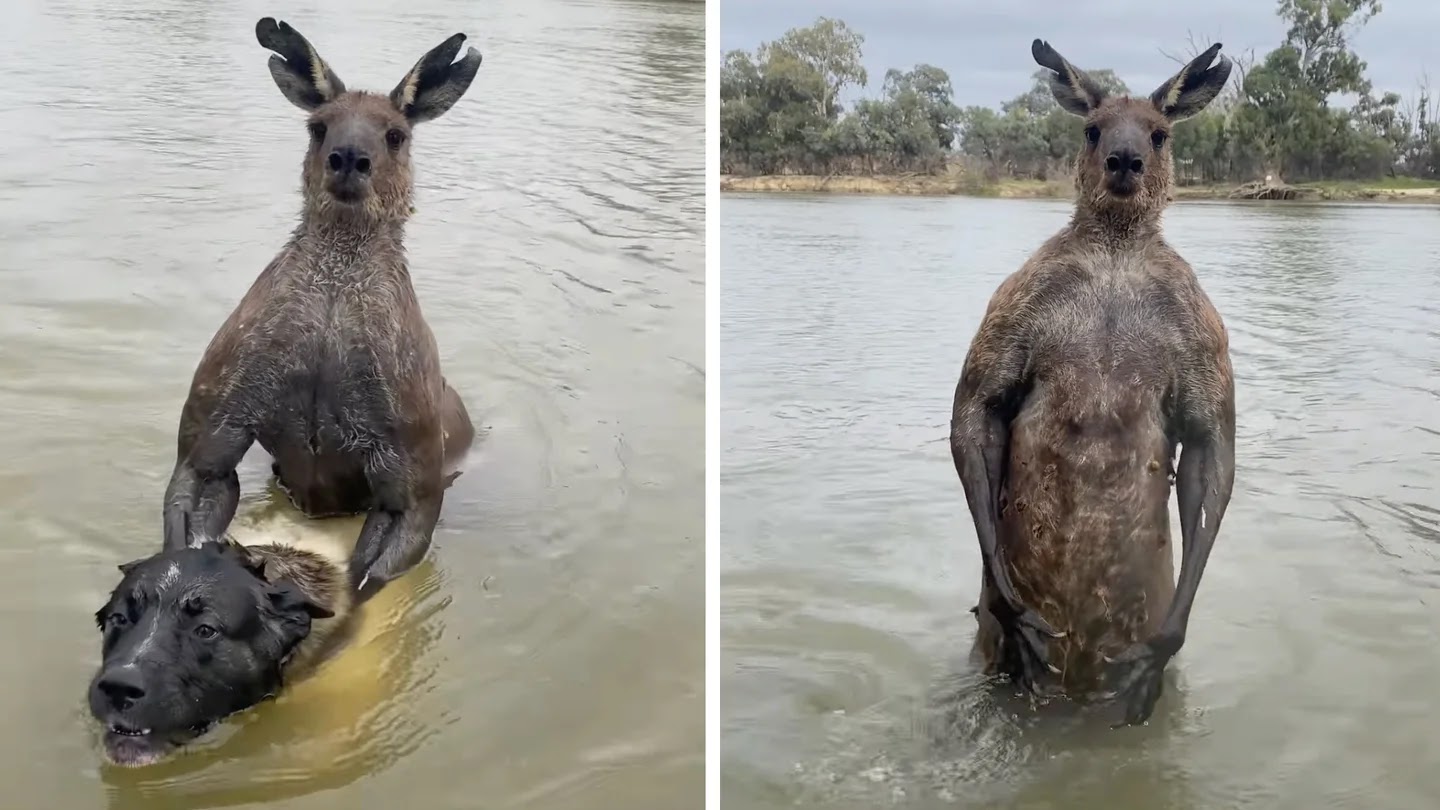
left=1031, top=39, right=1231, bottom=224
left=255, top=18, right=483, bottom=226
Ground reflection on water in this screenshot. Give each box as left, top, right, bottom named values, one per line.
left=0, top=0, right=704, bottom=807
left=721, top=194, right=1440, bottom=809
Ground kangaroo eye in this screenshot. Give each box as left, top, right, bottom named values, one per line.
left=1084, top=125, right=1100, bottom=146
left=385, top=129, right=407, bottom=150
left=1151, top=130, right=1168, bottom=150
left=307, top=121, right=327, bottom=141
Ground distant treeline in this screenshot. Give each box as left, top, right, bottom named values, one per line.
left=720, top=2, right=1440, bottom=185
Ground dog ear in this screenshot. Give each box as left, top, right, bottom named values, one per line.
left=212, top=535, right=270, bottom=580
left=260, top=581, right=334, bottom=659
left=268, top=581, right=336, bottom=620
left=116, top=558, right=145, bottom=576
left=389, top=32, right=482, bottom=123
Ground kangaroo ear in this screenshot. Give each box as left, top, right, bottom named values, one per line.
left=1031, top=38, right=1107, bottom=116
left=256, top=17, right=347, bottom=111
left=1150, top=42, right=1232, bottom=122
left=390, top=33, right=483, bottom=123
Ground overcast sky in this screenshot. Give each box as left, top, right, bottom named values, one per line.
left=720, top=0, right=1440, bottom=108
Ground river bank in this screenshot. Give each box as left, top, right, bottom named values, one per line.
left=719, top=173, right=1440, bottom=203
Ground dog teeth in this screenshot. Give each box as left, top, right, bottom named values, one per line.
left=110, top=725, right=151, bottom=737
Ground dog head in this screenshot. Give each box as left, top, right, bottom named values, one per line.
left=87, top=540, right=333, bottom=767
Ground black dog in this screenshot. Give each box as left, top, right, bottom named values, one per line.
left=88, top=538, right=346, bottom=767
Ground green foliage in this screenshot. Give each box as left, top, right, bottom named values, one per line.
left=759, top=16, right=867, bottom=121
left=721, top=18, right=958, bottom=174
left=721, top=4, right=1440, bottom=183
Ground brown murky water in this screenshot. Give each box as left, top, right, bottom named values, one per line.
left=0, top=0, right=703, bottom=807
left=721, top=194, right=1440, bottom=809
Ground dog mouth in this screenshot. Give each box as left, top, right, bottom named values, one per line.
left=101, top=724, right=170, bottom=768
left=108, top=722, right=152, bottom=737
left=100, top=721, right=212, bottom=768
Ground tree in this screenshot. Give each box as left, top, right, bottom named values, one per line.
left=1237, top=45, right=1317, bottom=178
left=882, top=64, right=963, bottom=150
left=720, top=40, right=833, bottom=173
left=758, top=17, right=867, bottom=121
left=1353, top=90, right=1407, bottom=164
left=1277, top=0, right=1381, bottom=96
left=1397, top=76, right=1440, bottom=177
left=1235, top=0, right=1386, bottom=180
left=719, top=51, right=764, bottom=160
left=957, top=106, right=1008, bottom=174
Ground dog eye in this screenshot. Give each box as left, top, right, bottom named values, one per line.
left=386, top=128, right=406, bottom=150
left=194, top=624, right=218, bottom=640
left=104, top=612, right=128, bottom=629
left=1084, top=125, right=1100, bottom=146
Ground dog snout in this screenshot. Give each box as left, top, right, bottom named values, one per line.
left=95, top=667, right=147, bottom=712
left=327, top=146, right=372, bottom=177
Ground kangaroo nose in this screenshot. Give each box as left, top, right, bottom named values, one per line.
left=327, top=146, right=372, bottom=176
left=96, top=668, right=147, bottom=712
left=1105, top=149, right=1144, bottom=176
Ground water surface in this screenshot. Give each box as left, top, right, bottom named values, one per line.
left=0, top=0, right=704, bottom=807
left=721, top=193, right=1440, bottom=809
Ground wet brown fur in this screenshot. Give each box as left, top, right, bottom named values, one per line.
left=951, top=40, right=1236, bottom=710
left=216, top=535, right=355, bottom=677
left=163, top=19, right=483, bottom=601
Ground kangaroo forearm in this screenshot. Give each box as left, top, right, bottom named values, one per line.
left=192, top=472, right=241, bottom=543
left=162, top=464, right=239, bottom=550
left=1159, top=434, right=1234, bottom=644
left=952, top=411, right=1019, bottom=608
left=349, top=496, right=443, bottom=601
left=162, top=465, right=198, bottom=551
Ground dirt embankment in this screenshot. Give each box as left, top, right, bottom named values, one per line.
left=718, top=173, right=1062, bottom=197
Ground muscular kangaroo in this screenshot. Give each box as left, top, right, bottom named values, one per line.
left=951, top=40, right=1237, bottom=725
left=163, top=19, right=481, bottom=601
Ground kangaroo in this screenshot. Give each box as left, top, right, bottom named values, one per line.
left=951, top=40, right=1237, bottom=726
left=162, top=18, right=481, bottom=602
